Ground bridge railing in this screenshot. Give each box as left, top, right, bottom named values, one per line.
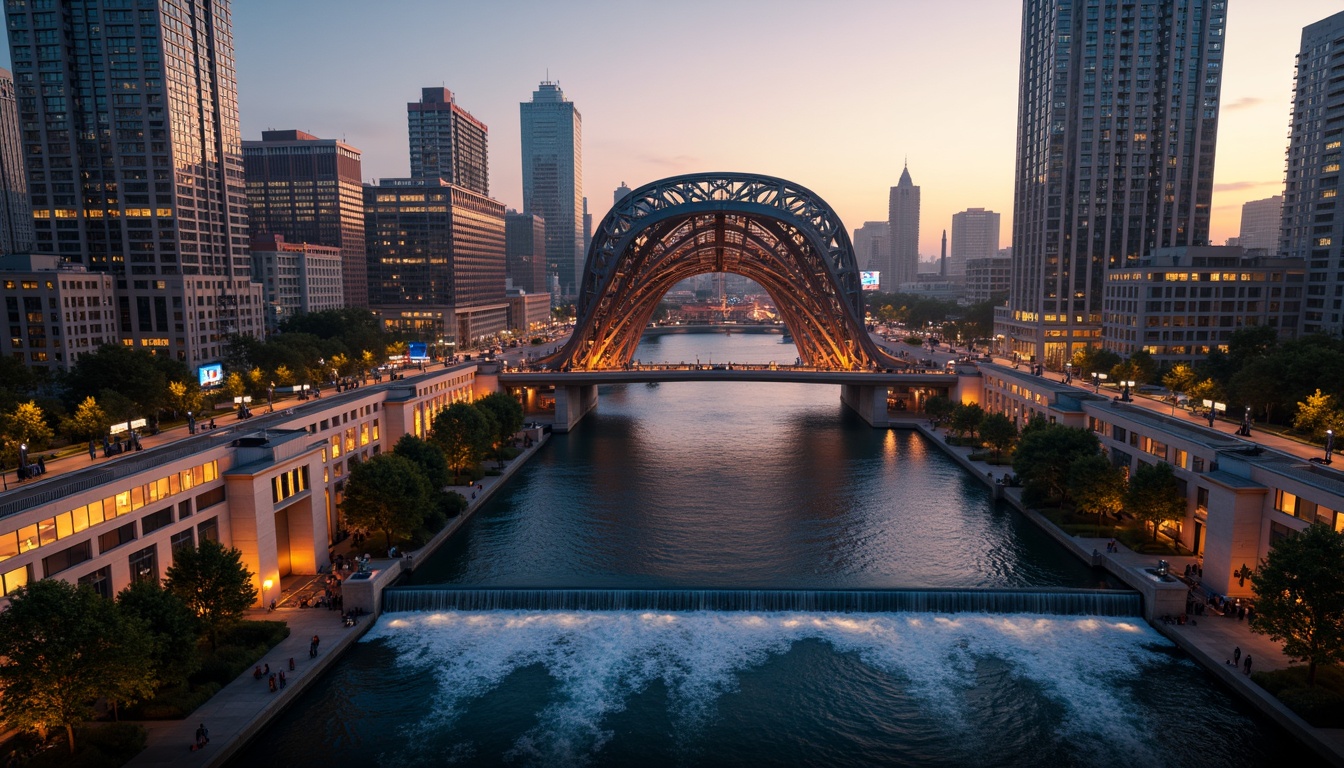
left=501, top=362, right=957, bottom=375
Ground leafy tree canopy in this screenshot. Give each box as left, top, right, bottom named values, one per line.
left=165, top=539, right=259, bottom=649
left=1011, top=423, right=1101, bottom=502
left=431, top=401, right=497, bottom=476
left=1126, top=462, right=1186, bottom=542
left=1251, top=524, right=1344, bottom=686
left=341, top=453, right=432, bottom=552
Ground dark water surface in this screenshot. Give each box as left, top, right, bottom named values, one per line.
left=231, top=334, right=1321, bottom=767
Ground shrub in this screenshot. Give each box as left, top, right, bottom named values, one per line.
left=1253, top=665, right=1344, bottom=727
left=904, top=335, right=924, bottom=346
left=26, top=722, right=146, bottom=768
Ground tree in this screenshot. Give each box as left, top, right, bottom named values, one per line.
left=1126, top=462, right=1186, bottom=543
left=221, top=371, right=246, bottom=402
left=476, top=391, right=524, bottom=467
left=272, top=364, right=296, bottom=387
left=0, top=579, right=154, bottom=754
left=61, top=395, right=110, bottom=442
left=392, top=434, right=451, bottom=491
left=923, top=394, right=954, bottom=425
left=116, top=580, right=199, bottom=688
left=1, top=400, right=55, bottom=465
left=63, top=344, right=188, bottom=417
left=1010, top=423, right=1101, bottom=502
left=165, top=539, right=259, bottom=650
left=1250, top=524, right=1344, bottom=686
left=1162, top=363, right=1196, bottom=409
left=949, top=402, right=985, bottom=441
left=430, top=401, right=496, bottom=478
left=1293, top=389, right=1344, bottom=441
left=341, top=453, right=431, bottom=552
left=979, top=413, right=1018, bottom=459
left=1230, top=357, right=1287, bottom=424
left=165, top=380, right=203, bottom=419
left=1068, top=454, right=1127, bottom=530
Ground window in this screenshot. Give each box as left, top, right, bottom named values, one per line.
left=1274, top=489, right=1298, bottom=516
left=195, top=486, right=225, bottom=511
left=1, top=565, right=28, bottom=596
left=197, top=517, right=219, bottom=543
left=1196, top=487, right=1209, bottom=513
left=43, top=539, right=92, bottom=577
left=140, top=507, right=173, bottom=535
left=128, top=544, right=158, bottom=584
left=271, top=466, right=309, bottom=505
left=98, top=521, right=137, bottom=553
left=170, top=529, right=194, bottom=553
left=78, top=566, right=112, bottom=600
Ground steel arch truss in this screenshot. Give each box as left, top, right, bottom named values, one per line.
left=544, top=173, right=900, bottom=371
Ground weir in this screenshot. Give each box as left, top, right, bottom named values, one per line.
left=381, top=587, right=1143, bottom=617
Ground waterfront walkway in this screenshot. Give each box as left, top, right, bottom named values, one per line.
left=906, top=419, right=1344, bottom=765
left=125, top=437, right=546, bottom=768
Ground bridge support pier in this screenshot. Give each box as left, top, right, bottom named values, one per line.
left=553, top=384, right=599, bottom=433
left=840, top=384, right=889, bottom=428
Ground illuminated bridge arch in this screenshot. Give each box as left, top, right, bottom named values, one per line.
left=543, top=172, right=900, bottom=371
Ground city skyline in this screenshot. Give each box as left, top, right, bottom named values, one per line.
left=0, top=1, right=1325, bottom=263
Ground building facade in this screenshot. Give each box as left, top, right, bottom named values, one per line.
left=996, top=0, right=1226, bottom=368
left=6, top=0, right=266, bottom=367
left=365, top=178, right=508, bottom=346
left=964, top=255, right=1013, bottom=303
left=242, top=130, right=367, bottom=309
left=520, top=81, right=583, bottom=295
left=1100, top=246, right=1304, bottom=365
left=0, top=68, right=32, bottom=255
left=949, top=208, right=1000, bottom=279
left=0, top=254, right=116, bottom=372
left=0, top=364, right=481, bottom=609
left=506, top=290, right=552, bottom=335
left=852, top=221, right=888, bottom=276
left=1237, top=195, right=1282, bottom=254
left=1281, top=11, right=1344, bottom=335
left=407, top=88, right=489, bottom=196
left=505, top=211, right=547, bottom=294
left=887, top=165, right=920, bottom=291
left=248, top=235, right=344, bottom=330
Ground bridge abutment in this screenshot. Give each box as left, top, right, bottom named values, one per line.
left=553, top=384, right=599, bottom=433
left=841, top=384, right=890, bottom=428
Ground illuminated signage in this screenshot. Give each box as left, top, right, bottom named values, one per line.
left=198, top=363, right=224, bottom=389
left=860, top=271, right=881, bottom=291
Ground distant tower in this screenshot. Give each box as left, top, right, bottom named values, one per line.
left=0, top=68, right=32, bottom=254
left=582, top=196, right=592, bottom=262
left=852, top=221, right=888, bottom=274
left=940, top=230, right=948, bottom=278
left=614, top=181, right=633, bottom=205
left=1237, top=195, right=1282, bottom=253
left=949, top=208, right=1000, bottom=278
left=887, top=162, right=920, bottom=291
left=520, top=80, right=583, bottom=295
left=408, top=87, right=489, bottom=195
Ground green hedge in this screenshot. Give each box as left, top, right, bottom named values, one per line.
left=1253, top=665, right=1344, bottom=727
left=24, top=722, right=146, bottom=768
left=128, top=620, right=289, bottom=719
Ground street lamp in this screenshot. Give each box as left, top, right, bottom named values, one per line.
left=187, top=410, right=196, bottom=435
left=1239, top=406, right=1252, bottom=437
left=1327, top=429, right=1335, bottom=464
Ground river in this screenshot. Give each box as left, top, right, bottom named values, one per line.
left=231, top=333, right=1320, bottom=768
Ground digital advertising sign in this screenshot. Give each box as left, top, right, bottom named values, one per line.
left=860, top=271, right=881, bottom=291
left=198, top=363, right=224, bottom=389
left=408, top=342, right=429, bottom=361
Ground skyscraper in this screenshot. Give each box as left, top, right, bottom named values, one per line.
left=6, top=0, right=265, bottom=367
left=996, top=0, right=1225, bottom=367
left=887, top=164, right=920, bottom=291
left=520, top=81, right=582, bottom=295
left=1237, top=195, right=1282, bottom=254
left=0, top=68, right=32, bottom=255
left=949, top=208, right=1001, bottom=279
left=505, top=211, right=547, bottom=295
left=243, top=130, right=367, bottom=308
left=1282, top=11, right=1344, bottom=334
left=851, top=221, right=888, bottom=275
left=408, top=87, right=489, bottom=195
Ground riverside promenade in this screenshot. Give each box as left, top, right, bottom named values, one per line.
left=905, top=418, right=1344, bottom=767
left=126, top=433, right=551, bottom=768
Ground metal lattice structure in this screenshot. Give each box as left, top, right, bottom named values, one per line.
left=543, top=173, right=900, bottom=371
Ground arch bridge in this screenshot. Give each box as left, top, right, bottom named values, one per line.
left=541, top=172, right=902, bottom=373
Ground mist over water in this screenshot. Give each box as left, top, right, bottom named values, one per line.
left=231, top=334, right=1320, bottom=767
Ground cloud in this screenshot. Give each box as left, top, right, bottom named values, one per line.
left=1213, top=180, right=1280, bottom=192
left=1223, top=97, right=1263, bottom=111
left=637, top=153, right=700, bottom=169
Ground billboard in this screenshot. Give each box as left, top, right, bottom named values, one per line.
left=408, top=341, right=429, bottom=361
left=198, top=363, right=224, bottom=389
left=860, top=271, right=881, bottom=291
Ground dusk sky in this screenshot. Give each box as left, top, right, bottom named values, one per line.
left=1, top=0, right=1339, bottom=258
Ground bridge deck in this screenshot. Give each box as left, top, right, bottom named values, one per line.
left=499, top=365, right=963, bottom=387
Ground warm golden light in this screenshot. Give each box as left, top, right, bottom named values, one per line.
left=262, top=579, right=274, bottom=591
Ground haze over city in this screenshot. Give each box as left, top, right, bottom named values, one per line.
left=0, top=0, right=1327, bottom=257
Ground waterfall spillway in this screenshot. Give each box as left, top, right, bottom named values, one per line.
left=381, top=587, right=1141, bottom=616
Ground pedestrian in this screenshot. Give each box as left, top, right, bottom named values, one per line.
left=1244, top=655, right=1253, bottom=675
left=263, top=662, right=270, bottom=676
left=1233, top=647, right=1241, bottom=666
left=310, top=634, right=320, bottom=657
left=279, top=671, right=286, bottom=689
left=196, top=723, right=209, bottom=748
left=88, top=441, right=97, bottom=460
left=268, top=674, right=277, bottom=692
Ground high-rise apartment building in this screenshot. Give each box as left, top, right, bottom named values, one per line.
left=1282, top=11, right=1344, bottom=335
left=995, top=0, right=1226, bottom=367
left=1237, top=195, right=1282, bottom=254
left=243, top=130, right=366, bottom=308
left=365, top=178, right=508, bottom=345
left=505, top=211, right=547, bottom=294
left=0, top=68, right=32, bottom=255
left=949, top=208, right=1001, bottom=278
left=407, top=88, right=489, bottom=196
left=249, top=235, right=345, bottom=331
left=887, top=165, right=920, bottom=291
left=852, top=221, right=888, bottom=276
left=6, top=0, right=265, bottom=367
left=520, top=81, right=582, bottom=295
